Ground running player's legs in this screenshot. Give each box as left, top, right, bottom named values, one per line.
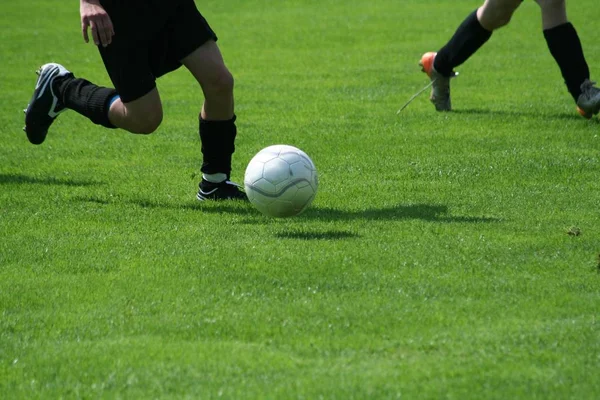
left=23, top=0, right=169, bottom=142
left=419, top=0, right=522, bottom=112
left=478, top=0, right=523, bottom=30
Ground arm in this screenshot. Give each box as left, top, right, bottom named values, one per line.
left=80, top=0, right=114, bottom=47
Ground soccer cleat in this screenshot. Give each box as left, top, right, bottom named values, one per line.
left=24, top=63, right=72, bottom=145
left=576, top=79, right=600, bottom=119
left=196, top=179, right=248, bottom=201
left=419, top=52, right=456, bottom=112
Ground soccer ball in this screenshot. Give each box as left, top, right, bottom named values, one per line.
left=244, top=145, right=318, bottom=218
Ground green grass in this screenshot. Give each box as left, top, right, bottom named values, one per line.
left=1, top=0, right=600, bottom=398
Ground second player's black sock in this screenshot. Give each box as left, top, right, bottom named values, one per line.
left=543, top=22, right=589, bottom=102
left=199, top=116, right=237, bottom=177
left=434, top=10, right=492, bottom=77
left=54, top=77, right=117, bottom=128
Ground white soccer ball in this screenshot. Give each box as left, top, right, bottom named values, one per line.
left=244, top=145, right=318, bottom=218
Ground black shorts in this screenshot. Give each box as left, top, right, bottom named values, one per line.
left=98, top=0, right=217, bottom=103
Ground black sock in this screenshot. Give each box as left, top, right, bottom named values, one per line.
left=199, top=116, right=237, bottom=177
left=434, top=10, right=492, bottom=77
left=543, top=22, right=589, bottom=102
left=54, top=77, right=117, bottom=128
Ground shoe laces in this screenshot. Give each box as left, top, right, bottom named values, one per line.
left=219, top=180, right=245, bottom=195
left=225, top=180, right=242, bottom=188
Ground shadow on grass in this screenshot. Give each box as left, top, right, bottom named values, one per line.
left=0, top=173, right=102, bottom=187
left=73, top=195, right=499, bottom=223
left=72, top=197, right=500, bottom=242
left=274, top=230, right=360, bottom=240
left=451, top=108, right=595, bottom=122
left=91, top=197, right=498, bottom=224
left=305, top=204, right=499, bottom=223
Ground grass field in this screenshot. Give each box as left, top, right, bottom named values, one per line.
left=1, top=0, right=600, bottom=398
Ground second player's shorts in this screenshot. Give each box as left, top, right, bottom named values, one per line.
left=98, top=0, right=218, bottom=103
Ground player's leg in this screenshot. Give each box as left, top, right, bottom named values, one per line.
left=52, top=73, right=163, bottom=134
left=24, top=3, right=164, bottom=144
left=182, top=41, right=245, bottom=201
left=434, top=0, right=522, bottom=71
left=536, top=0, right=600, bottom=118
left=23, top=63, right=155, bottom=143
left=164, top=0, right=245, bottom=201
left=420, top=0, right=522, bottom=111
left=182, top=39, right=234, bottom=174
left=23, top=66, right=162, bottom=143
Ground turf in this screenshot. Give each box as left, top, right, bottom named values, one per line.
left=1, top=0, right=599, bottom=398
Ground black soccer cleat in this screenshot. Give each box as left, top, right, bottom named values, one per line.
left=196, top=179, right=248, bottom=201
left=577, top=79, right=600, bottom=119
left=24, top=63, right=72, bottom=145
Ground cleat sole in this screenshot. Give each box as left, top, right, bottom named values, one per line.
left=577, top=106, right=598, bottom=119
left=577, top=107, right=592, bottom=119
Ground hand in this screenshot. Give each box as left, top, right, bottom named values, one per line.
left=80, top=0, right=114, bottom=47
